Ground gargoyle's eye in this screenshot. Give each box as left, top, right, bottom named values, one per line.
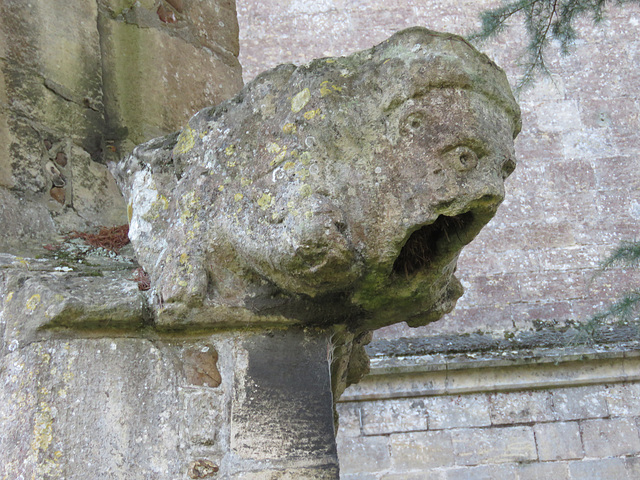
left=444, top=146, right=479, bottom=172
left=401, top=112, right=426, bottom=135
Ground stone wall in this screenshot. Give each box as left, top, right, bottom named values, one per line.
left=236, top=0, right=640, bottom=336
left=0, top=0, right=242, bottom=254
left=336, top=343, right=640, bottom=479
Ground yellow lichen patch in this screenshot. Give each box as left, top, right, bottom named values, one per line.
left=180, top=209, right=193, bottom=222
left=320, top=81, right=332, bottom=97
left=267, top=142, right=281, bottom=154
left=178, top=280, right=188, bottom=287
left=287, top=200, right=299, bottom=216
left=299, top=184, right=312, bottom=198
left=226, top=160, right=237, bottom=168
left=218, top=185, right=224, bottom=192
left=291, top=88, right=311, bottom=113
left=156, top=194, right=169, bottom=210
left=26, top=294, right=41, bottom=312
left=282, top=123, right=297, bottom=135
left=258, top=193, right=273, bottom=210
left=270, top=148, right=288, bottom=167
left=234, top=193, right=244, bottom=202
left=174, top=126, right=197, bottom=155
left=31, top=402, right=54, bottom=453
left=180, top=252, right=189, bottom=265
left=320, top=80, right=343, bottom=97
left=326, top=59, right=336, bottom=64
left=283, top=161, right=296, bottom=171
left=225, top=144, right=236, bottom=156
left=296, top=168, right=310, bottom=181
left=304, top=108, right=321, bottom=120
left=299, top=152, right=312, bottom=165
left=240, top=177, right=252, bottom=187
left=305, top=211, right=314, bottom=219
left=5, top=291, right=13, bottom=304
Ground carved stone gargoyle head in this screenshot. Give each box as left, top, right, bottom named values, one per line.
left=111, top=27, right=521, bottom=330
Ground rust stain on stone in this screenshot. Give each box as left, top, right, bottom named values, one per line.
left=188, top=459, right=218, bottom=478
left=50, top=187, right=65, bottom=204
left=184, top=347, right=222, bottom=387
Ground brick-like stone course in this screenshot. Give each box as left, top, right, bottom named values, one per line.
left=451, top=426, right=537, bottom=466
left=390, top=431, right=454, bottom=470
left=533, top=421, right=583, bottom=461
left=581, top=418, right=640, bottom=458
left=336, top=381, right=640, bottom=478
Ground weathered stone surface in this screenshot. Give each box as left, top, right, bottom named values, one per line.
left=451, top=426, right=537, bottom=466
left=112, top=27, right=520, bottom=331
left=230, top=329, right=337, bottom=464
left=0, top=0, right=242, bottom=255
left=534, top=421, right=583, bottom=461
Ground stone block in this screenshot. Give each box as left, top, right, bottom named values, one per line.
left=336, top=402, right=362, bottom=438
left=624, top=456, right=640, bottom=479
left=581, top=418, right=640, bottom=457
left=605, top=382, right=640, bottom=416
left=1, top=265, right=145, bottom=347
left=490, top=390, right=556, bottom=425
left=425, top=394, right=491, bottom=430
left=534, top=421, right=583, bottom=461
left=594, top=156, right=640, bottom=192
left=341, top=474, right=380, bottom=480
left=551, top=386, right=609, bottom=421
left=183, top=390, right=223, bottom=447
left=568, top=458, right=631, bottom=480
left=0, top=189, right=57, bottom=254
left=562, top=128, right=619, bottom=160
left=230, top=331, right=337, bottom=464
left=516, top=461, right=570, bottom=480
left=389, top=430, right=454, bottom=471
left=451, top=426, right=537, bottom=466
left=337, top=435, right=391, bottom=474
left=360, top=398, right=429, bottom=435
left=233, top=466, right=340, bottom=479
left=186, top=0, right=240, bottom=56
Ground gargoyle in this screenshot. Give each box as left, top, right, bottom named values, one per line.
left=111, top=27, right=520, bottom=331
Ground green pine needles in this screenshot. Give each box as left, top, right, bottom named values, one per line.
left=470, top=0, right=640, bottom=90
left=593, top=240, right=640, bottom=322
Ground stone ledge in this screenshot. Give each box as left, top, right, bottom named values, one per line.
left=341, top=324, right=640, bottom=401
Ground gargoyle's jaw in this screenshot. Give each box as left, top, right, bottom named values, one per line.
left=391, top=207, right=493, bottom=280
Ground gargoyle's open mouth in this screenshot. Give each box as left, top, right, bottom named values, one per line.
left=392, top=211, right=478, bottom=278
